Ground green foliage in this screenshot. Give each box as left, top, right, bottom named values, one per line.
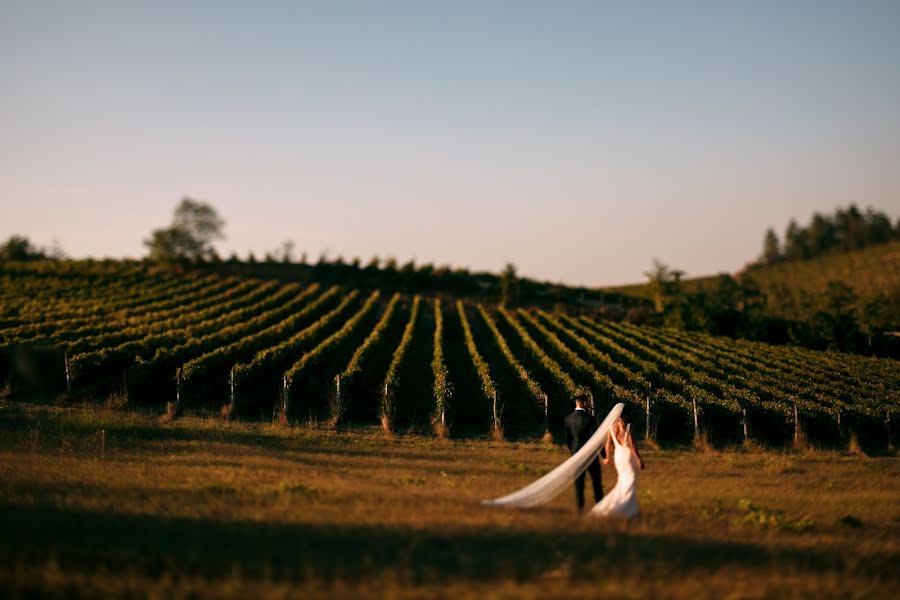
left=476, top=304, right=544, bottom=409
left=1, top=262, right=897, bottom=447
left=734, top=499, right=814, bottom=533
left=144, top=197, right=225, bottom=264
left=769, top=204, right=898, bottom=265
left=283, top=291, right=381, bottom=420
left=0, top=235, right=49, bottom=260
left=381, top=296, right=421, bottom=430
left=431, top=299, right=451, bottom=428
left=457, top=300, right=498, bottom=431
left=643, top=259, right=683, bottom=313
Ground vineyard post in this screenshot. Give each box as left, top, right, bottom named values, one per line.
left=382, top=382, right=393, bottom=432
left=334, top=374, right=341, bottom=423
left=691, top=394, right=700, bottom=441
left=175, top=368, right=182, bottom=409
left=63, top=350, right=71, bottom=393
left=492, top=390, right=499, bottom=433
left=836, top=409, right=842, bottom=439
left=281, top=375, right=290, bottom=423
left=742, top=407, right=749, bottom=442
left=645, top=390, right=651, bottom=441
left=887, top=411, right=894, bottom=450
left=589, top=391, right=597, bottom=427
left=793, top=403, right=801, bottom=444
left=543, top=393, right=549, bottom=434
left=228, top=367, right=235, bottom=413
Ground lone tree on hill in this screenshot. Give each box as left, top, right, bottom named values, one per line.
left=0, top=235, right=47, bottom=260
left=644, top=258, right=683, bottom=313
left=144, top=198, right=225, bottom=264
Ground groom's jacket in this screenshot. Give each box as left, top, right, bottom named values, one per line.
left=565, top=409, right=606, bottom=458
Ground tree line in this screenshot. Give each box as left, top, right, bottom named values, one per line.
left=759, top=204, right=899, bottom=265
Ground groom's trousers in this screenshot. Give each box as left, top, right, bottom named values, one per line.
left=574, top=456, right=603, bottom=511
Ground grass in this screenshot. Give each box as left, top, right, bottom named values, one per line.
left=602, top=240, right=900, bottom=302
left=1, top=401, right=898, bottom=599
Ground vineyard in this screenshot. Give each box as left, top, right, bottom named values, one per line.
left=1, top=261, right=898, bottom=448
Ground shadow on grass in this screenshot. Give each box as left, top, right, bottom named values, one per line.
left=2, top=502, right=896, bottom=585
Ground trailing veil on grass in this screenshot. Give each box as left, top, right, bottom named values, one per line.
left=482, top=403, right=624, bottom=508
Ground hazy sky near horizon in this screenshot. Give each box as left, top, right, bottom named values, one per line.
left=2, top=1, right=899, bottom=286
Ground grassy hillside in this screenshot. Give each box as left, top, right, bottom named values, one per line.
left=2, top=403, right=898, bottom=599
left=602, top=240, right=900, bottom=301
left=743, top=239, right=900, bottom=298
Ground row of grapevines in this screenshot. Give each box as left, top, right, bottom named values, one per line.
left=494, top=307, right=578, bottom=430
left=332, top=293, right=403, bottom=424
left=0, top=272, right=204, bottom=337
left=63, top=279, right=276, bottom=355
left=621, top=321, right=891, bottom=419
left=516, top=309, right=641, bottom=410
left=135, top=282, right=310, bottom=376
left=432, top=299, right=451, bottom=431
left=555, top=314, right=691, bottom=412
left=533, top=310, right=651, bottom=393
left=179, top=285, right=339, bottom=392
left=7, top=278, right=267, bottom=350
left=231, top=290, right=363, bottom=399
left=657, top=322, right=891, bottom=407
left=282, top=291, right=383, bottom=419
left=475, top=305, right=544, bottom=417
left=381, top=295, right=421, bottom=431
left=65, top=280, right=285, bottom=381
left=7, top=273, right=224, bottom=327
left=600, top=320, right=831, bottom=416
left=576, top=317, right=745, bottom=426
left=457, top=301, right=499, bottom=432
left=585, top=319, right=747, bottom=415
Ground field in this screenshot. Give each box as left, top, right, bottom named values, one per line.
left=2, top=260, right=899, bottom=598
left=2, top=261, right=897, bottom=451
left=2, top=402, right=898, bottom=599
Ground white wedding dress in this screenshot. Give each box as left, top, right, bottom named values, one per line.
left=482, top=403, right=624, bottom=508
left=590, top=423, right=639, bottom=518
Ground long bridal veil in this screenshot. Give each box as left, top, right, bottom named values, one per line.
left=482, top=402, right=624, bottom=508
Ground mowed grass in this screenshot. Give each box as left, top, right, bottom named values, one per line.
left=1, top=402, right=898, bottom=599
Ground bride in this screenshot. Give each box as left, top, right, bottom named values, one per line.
left=590, top=417, right=644, bottom=519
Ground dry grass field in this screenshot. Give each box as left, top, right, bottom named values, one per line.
left=1, top=401, right=898, bottom=599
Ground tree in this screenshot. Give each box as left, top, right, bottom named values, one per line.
left=856, top=292, right=896, bottom=350
left=761, top=227, right=781, bottom=264
left=499, top=263, right=518, bottom=308
left=0, top=235, right=48, bottom=260
left=644, top=259, right=682, bottom=313
left=144, top=198, right=225, bottom=264
left=783, top=219, right=809, bottom=260
left=807, top=213, right=837, bottom=256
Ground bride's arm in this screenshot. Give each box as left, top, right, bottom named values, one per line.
left=602, top=436, right=612, bottom=465
left=628, top=430, right=644, bottom=470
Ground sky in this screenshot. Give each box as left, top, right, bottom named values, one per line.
left=2, top=1, right=899, bottom=286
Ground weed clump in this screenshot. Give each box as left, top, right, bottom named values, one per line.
left=734, top=499, right=814, bottom=533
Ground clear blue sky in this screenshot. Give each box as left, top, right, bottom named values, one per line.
left=2, top=0, right=899, bottom=286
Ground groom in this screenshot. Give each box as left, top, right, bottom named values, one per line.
left=564, top=392, right=604, bottom=512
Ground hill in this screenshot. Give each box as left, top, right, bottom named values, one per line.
left=1, top=260, right=896, bottom=450
left=603, top=240, right=900, bottom=301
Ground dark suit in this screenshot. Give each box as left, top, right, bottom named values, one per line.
left=564, top=408, right=604, bottom=511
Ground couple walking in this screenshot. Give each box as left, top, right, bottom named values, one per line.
left=564, top=392, right=645, bottom=517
